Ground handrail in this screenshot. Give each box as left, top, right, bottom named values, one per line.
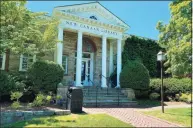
left=85, top=74, right=95, bottom=86
left=99, top=74, right=116, bottom=88
left=85, top=74, right=99, bottom=107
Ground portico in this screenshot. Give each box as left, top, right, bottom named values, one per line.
left=53, top=2, right=129, bottom=88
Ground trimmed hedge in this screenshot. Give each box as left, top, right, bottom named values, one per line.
left=149, top=92, right=160, bottom=100
left=150, top=78, right=191, bottom=100
left=27, top=60, right=64, bottom=94
left=122, top=35, right=163, bottom=77
left=120, top=60, right=150, bottom=90
left=120, top=60, right=150, bottom=98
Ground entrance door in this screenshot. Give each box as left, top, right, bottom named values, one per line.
left=81, top=59, right=91, bottom=86
left=74, top=52, right=93, bottom=86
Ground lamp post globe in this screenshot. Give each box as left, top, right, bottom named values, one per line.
left=157, top=51, right=166, bottom=61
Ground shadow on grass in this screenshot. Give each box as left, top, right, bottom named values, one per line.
left=134, top=99, right=166, bottom=108
left=83, top=99, right=164, bottom=109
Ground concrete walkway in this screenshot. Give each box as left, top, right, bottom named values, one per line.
left=83, top=105, right=190, bottom=127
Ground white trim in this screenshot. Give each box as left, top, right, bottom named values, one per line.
left=0, top=53, right=6, bottom=70
left=116, top=39, right=122, bottom=88
left=90, top=53, right=94, bottom=84
left=75, top=30, right=83, bottom=86
left=19, top=54, right=36, bottom=71
left=101, top=35, right=107, bottom=88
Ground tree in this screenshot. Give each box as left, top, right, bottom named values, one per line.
left=0, top=1, right=59, bottom=55
left=156, top=0, right=191, bottom=77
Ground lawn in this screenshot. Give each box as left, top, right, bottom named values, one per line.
left=7, top=113, right=133, bottom=127
left=142, top=108, right=191, bottom=127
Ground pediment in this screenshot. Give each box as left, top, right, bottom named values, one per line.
left=54, top=2, right=129, bottom=30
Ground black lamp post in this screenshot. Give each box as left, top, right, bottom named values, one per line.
left=157, top=51, right=166, bottom=113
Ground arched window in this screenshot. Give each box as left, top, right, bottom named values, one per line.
left=83, top=40, right=94, bottom=52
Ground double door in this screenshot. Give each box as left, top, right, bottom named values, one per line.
left=81, top=59, right=91, bottom=86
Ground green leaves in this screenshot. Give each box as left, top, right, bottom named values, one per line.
left=156, top=0, right=191, bottom=77
left=0, top=1, right=59, bottom=55
left=120, top=60, right=150, bottom=90
left=122, top=35, right=161, bottom=77
left=27, top=60, right=64, bottom=94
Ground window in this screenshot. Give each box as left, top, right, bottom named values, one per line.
left=19, top=54, right=36, bottom=71
left=0, top=54, right=6, bottom=70
left=89, top=15, right=97, bottom=20
left=62, top=55, right=68, bottom=74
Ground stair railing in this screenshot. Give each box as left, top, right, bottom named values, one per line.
left=85, top=74, right=95, bottom=96
left=85, top=74, right=98, bottom=107
left=99, top=74, right=109, bottom=95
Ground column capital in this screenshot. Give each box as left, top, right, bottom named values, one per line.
left=117, top=38, right=122, bottom=41
left=102, top=35, right=107, bottom=39
left=77, top=30, right=83, bottom=33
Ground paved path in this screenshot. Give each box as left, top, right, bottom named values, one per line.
left=83, top=107, right=182, bottom=127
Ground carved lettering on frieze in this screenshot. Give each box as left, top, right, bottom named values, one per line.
left=64, top=21, right=118, bottom=36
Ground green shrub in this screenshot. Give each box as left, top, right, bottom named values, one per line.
left=122, top=35, right=162, bottom=77
left=175, top=94, right=180, bottom=101
left=31, top=93, right=45, bottom=107
left=10, top=92, right=23, bottom=109
left=179, top=93, right=191, bottom=103
left=45, top=95, right=52, bottom=104
left=134, top=90, right=149, bottom=99
left=120, top=60, right=150, bottom=98
left=150, top=78, right=191, bottom=100
left=27, top=60, right=64, bottom=93
left=10, top=91, right=23, bottom=101
left=149, top=92, right=160, bottom=100
left=120, top=60, right=150, bottom=90
left=11, top=101, right=21, bottom=109
left=0, top=71, right=16, bottom=96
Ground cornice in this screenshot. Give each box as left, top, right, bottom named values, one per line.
left=53, top=10, right=127, bottom=33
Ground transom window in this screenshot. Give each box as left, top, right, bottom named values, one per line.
left=62, top=55, right=68, bottom=74
left=19, top=54, right=36, bottom=71
left=0, top=54, right=6, bottom=70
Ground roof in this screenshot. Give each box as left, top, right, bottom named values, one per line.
left=54, top=2, right=130, bottom=29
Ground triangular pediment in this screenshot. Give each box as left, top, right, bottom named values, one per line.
left=54, top=2, right=129, bottom=30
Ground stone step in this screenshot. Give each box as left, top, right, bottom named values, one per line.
left=83, top=99, right=131, bottom=102
left=83, top=97, right=129, bottom=100
left=83, top=100, right=137, bottom=107
left=83, top=95, right=126, bottom=98
left=83, top=92, right=123, bottom=95
left=82, top=89, right=120, bottom=91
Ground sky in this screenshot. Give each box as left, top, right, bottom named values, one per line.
left=26, top=1, right=171, bottom=40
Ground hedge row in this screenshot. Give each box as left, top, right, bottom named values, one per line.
left=122, top=35, right=163, bottom=77
left=0, top=60, right=64, bottom=102
left=149, top=78, right=191, bottom=100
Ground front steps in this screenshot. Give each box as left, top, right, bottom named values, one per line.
left=82, top=87, right=137, bottom=107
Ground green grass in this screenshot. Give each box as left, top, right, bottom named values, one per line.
left=142, top=108, right=191, bottom=127
left=7, top=113, right=133, bottom=127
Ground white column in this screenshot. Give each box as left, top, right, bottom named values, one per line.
left=76, top=31, right=83, bottom=86
left=109, top=41, right=114, bottom=76
left=102, top=36, right=107, bottom=88
left=117, top=39, right=122, bottom=88
left=56, top=27, right=63, bottom=65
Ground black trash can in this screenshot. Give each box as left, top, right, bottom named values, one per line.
left=67, top=87, right=83, bottom=113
